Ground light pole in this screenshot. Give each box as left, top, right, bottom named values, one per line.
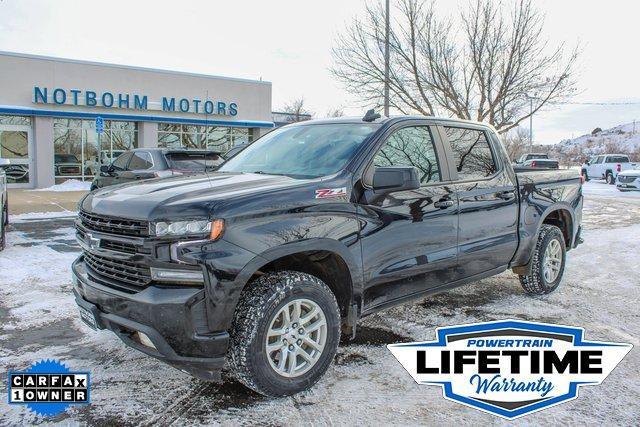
left=528, top=96, right=534, bottom=150
left=384, top=0, right=390, bottom=117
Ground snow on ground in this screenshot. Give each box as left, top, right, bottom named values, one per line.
left=9, top=211, right=78, bottom=222
left=31, top=179, right=91, bottom=192
left=1, top=183, right=639, bottom=425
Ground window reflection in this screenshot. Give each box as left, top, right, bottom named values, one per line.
left=53, top=119, right=138, bottom=182
left=157, top=124, right=253, bottom=152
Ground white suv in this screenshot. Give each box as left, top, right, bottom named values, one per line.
left=582, top=154, right=637, bottom=184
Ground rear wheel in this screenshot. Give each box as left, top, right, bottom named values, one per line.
left=228, top=270, right=341, bottom=397
left=519, top=225, right=566, bottom=295
left=606, top=172, right=615, bottom=185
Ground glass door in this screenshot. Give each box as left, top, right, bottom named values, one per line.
left=0, top=125, right=33, bottom=187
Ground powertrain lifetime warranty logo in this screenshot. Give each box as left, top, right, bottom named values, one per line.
left=388, top=320, right=632, bottom=419
left=7, top=359, right=90, bottom=416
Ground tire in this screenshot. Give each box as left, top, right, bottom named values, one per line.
left=606, top=172, right=615, bottom=185
left=3, top=198, right=7, bottom=226
left=228, top=270, right=341, bottom=397
left=519, top=224, right=566, bottom=295
left=0, top=203, right=5, bottom=252
left=581, top=169, right=589, bottom=182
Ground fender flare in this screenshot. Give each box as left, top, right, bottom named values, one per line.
left=512, top=203, right=576, bottom=275
left=233, top=238, right=363, bottom=304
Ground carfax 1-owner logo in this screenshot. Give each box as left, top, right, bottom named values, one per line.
left=7, top=359, right=91, bottom=416
left=388, top=320, right=632, bottom=419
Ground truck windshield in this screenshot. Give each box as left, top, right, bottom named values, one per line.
left=218, top=123, right=380, bottom=179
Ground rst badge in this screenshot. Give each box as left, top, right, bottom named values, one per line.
left=388, top=320, right=632, bottom=419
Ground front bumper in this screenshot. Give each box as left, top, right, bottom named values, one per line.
left=72, top=257, right=228, bottom=381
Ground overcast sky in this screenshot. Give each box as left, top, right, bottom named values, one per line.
left=1, top=0, right=639, bottom=143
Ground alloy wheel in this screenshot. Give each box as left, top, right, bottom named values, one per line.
left=542, top=239, right=562, bottom=283
left=264, top=298, right=327, bottom=378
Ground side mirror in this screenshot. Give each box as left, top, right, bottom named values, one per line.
left=372, top=166, right=420, bottom=194
left=100, top=165, right=111, bottom=173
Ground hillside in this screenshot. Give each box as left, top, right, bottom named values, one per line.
left=556, top=122, right=640, bottom=159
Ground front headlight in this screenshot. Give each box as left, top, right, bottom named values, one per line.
left=153, top=220, right=211, bottom=237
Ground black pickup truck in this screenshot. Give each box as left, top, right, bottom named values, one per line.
left=72, top=114, right=583, bottom=397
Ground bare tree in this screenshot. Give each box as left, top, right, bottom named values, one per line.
left=326, top=107, right=345, bottom=118
left=331, top=0, right=579, bottom=133
left=502, top=127, right=531, bottom=161
left=279, top=98, right=314, bottom=122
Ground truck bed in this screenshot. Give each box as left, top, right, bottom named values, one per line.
left=514, top=168, right=581, bottom=186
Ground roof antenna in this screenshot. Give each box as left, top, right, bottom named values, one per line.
left=362, top=109, right=381, bottom=122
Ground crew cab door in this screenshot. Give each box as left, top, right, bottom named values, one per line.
left=357, top=124, right=458, bottom=311
left=439, top=125, right=518, bottom=279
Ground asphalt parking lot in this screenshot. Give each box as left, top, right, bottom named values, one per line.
left=1, top=181, right=639, bottom=425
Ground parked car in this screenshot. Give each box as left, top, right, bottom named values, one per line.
left=616, top=166, right=640, bottom=191
left=581, top=154, right=637, bottom=184
left=520, top=158, right=559, bottom=169
left=0, top=163, right=28, bottom=184
left=90, top=148, right=225, bottom=190
left=516, top=152, right=549, bottom=164
left=54, top=153, right=83, bottom=177
left=73, top=114, right=583, bottom=397
left=0, top=158, right=9, bottom=251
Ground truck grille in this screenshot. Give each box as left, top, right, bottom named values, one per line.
left=84, top=252, right=152, bottom=292
left=617, top=175, right=637, bottom=183
left=79, top=211, right=149, bottom=237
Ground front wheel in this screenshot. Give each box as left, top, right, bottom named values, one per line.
left=581, top=169, right=589, bottom=181
left=606, top=172, right=615, bottom=185
left=519, top=224, right=566, bottom=295
left=228, top=270, right=341, bottom=397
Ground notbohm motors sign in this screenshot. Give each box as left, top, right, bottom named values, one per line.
left=388, top=320, right=632, bottom=419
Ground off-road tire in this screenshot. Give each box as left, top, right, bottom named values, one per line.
left=519, top=225, right=566, bottom=295
left=606, top=172, right=615, bottom=185
left=228, top=270, right=341, bottom=397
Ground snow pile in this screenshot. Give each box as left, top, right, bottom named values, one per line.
left=32, top=179, right=91, bottom=192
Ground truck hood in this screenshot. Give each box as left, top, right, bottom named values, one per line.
left=81, top=172, right=303, bottom=220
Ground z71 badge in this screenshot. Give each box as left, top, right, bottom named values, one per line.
left=315, top=187, right=347, bottom=199
left=388, top=320, right=632, bottom=419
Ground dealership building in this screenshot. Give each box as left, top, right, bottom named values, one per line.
left=0, top=51, right=273, bottom=188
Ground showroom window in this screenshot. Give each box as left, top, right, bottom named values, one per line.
left=0, top=115, right=32, bottom=185
left=53, top=119, right=138, bottom=182
left=157, top=124, right=253, bottom=152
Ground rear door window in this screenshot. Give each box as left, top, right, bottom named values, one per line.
left=444, top=127, right=497, bottom=180
left=111, top=152, right=132, bottom=170
left=128, top=152, right=154, bottom=170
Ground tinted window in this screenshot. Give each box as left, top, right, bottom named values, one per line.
left=372, top=126, right=440, bottom=184
left=219, top=123, right=379, bottom=179
left=111, top=152, right=132, bottom=170
left=445, top=127, right=497, bottom=180
left=607, top=155, right=629, bottom=163
left=595, top=156, right=605, bottom=164
left=165, top=152, right=224, bottom=170
left=128, top=152, right=153, bottom=170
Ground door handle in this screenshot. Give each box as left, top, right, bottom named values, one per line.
left=434, top=199, right=455, bottom=209
left=497, top=190, right=515, bottom=200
